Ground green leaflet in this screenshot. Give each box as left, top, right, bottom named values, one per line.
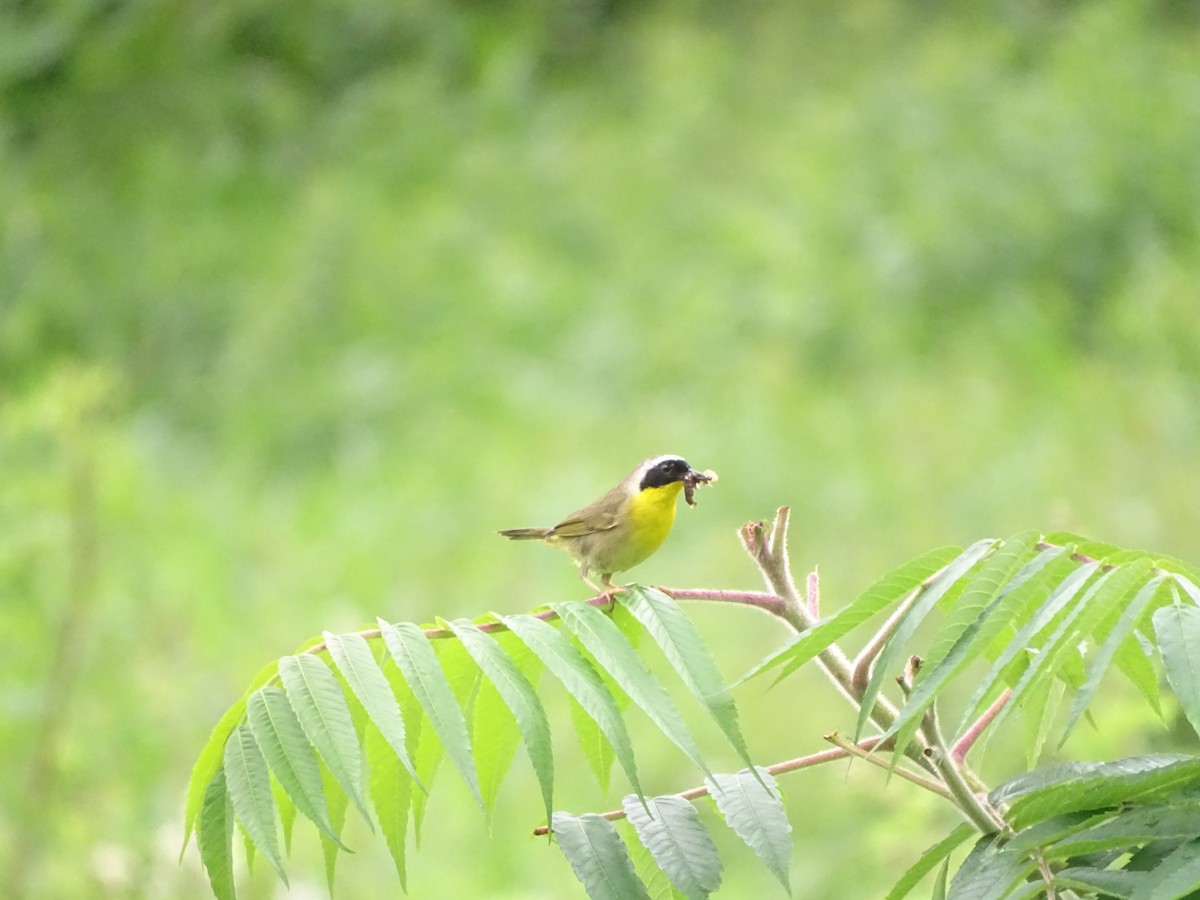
left=1002, top=810, right=1104, bottom=854
left=931, top=859, right=949, bottom=900
left=978, top=547, right=1081, bottom=662
left=378, top=620, right=483, bottom=809
left=553, top=812, right=650, bottom=900
left=989, top=759, right=1119, bottom=807
left=366, top=717, right=415, bottom=891
left=621, top=586, right=754, bottom=773
left=1055, top=867, right=1144, bottom=898
left=223, top=723, right=287, bottom=884
left=988, top=560, right=1154, bottom=748
left=499, top=612, right=643, bottom=798
left=278, top=654, right=369, bottom=824
left=270, top=776, right=295, bottom=854
left=705, top=768, right=791, bottom=892
left=182, top=659, right=278, bottom=855
left=622, top=794, right=722, bottom=900
left=323, top=631, right=423, bottom=790
left=408, top=637, right=477, bottom=841
left=183, top=697, right=247, bottom=858
left=956, top=559, right=1101, bottom=737
left=1036, top=804, right=1200, bottom=859
left=446, top=619, right=554, bottom=827
left=1002, top=755, right=1200, bottom=830
left=469, top=673, right=522, bottom=824
left=239, top=821, right=255, bottom=873
left=946, top=834, right=1032, bottom=900
left=610, top=599, right=645, bottom=649
left=1061, top=574, right=1167, bottom=745
left=884, top=822, right=974, bottom=900
left=1153, top=601, right=1200, bottom=740
left=628, top=834, right=690, bottom=900
left=856, top=539, right=998, bottom=740
left=391, top=658, right=440, bottom=846
left=1174, top=572, right=1200, bottom=606
left=197, top=769, right=236, bottom=900
left=1019, top=672, right=1063, bottom=769
left=319, top=762, right=349, bottom=894
left=570, top=693, right=617, bottom=792
left=555, top=600, right=710, bottom=778
left=1114, top=624, right=1163, bottom=716
left=921, top=532, right=1042, bottom=675
left=247, top=686, right=343, bottom=847
left=883, top=534, right=1041, bottom=757
left=1130, top=838, right=1200, bottom=900
left=738, top=545, right=962, bottom=687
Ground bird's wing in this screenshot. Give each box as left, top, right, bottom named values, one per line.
left=549, top=488, right=624, bottom=538
left=549, top=511, right=619, bottom=538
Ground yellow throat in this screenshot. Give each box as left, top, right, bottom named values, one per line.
left=614, top=481, right=683, bottom=572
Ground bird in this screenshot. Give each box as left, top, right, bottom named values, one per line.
left=499, top=454, right=716, bottom=594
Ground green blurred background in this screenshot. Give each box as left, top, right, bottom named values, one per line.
left=3, top=0, right=1199, bottom=896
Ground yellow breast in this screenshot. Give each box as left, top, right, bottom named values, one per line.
left=600, top=481, right=682, bottom=575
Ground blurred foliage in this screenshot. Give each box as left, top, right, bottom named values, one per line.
left=1, top=0, right=1199, bottom=897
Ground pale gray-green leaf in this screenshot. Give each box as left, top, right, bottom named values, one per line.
left=946, top=834, right=1032, bottom=900
left=623, top=794, right=722, bottom=899
left=706, top=768, right=791, bottom=892
left=197, top=769, right=237, bottom=900
left=556, top=600, right=709, bottom=778
left=857, top=539, right=998, bottom=739
left=1154, top=603, right=1200, bottom=740
left=247, top=686, right=342, bottom=846
left=621, top=586, right=754, bottom=771
left=278, top=654, right=368, bottom=823
left=957, top=559, right=1101, bottom=736
left=1130, top=838, right=1200, bottom=900
left=379, top=619, right=483, bottom=808
left=553, top=812, right=650, bottom=900
left=223, top=723, right=287, bottom=883
left=1062, top=574, right=1166, bottom=744
left=447, top=619, right=554, bottom=825
left=499, top=612, right=642, bottom=797
left=323, top=631, right=422, bottom=789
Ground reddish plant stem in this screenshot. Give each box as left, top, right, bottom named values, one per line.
left=532, top=737, right=890, bottom=836
left=806, top=568, right=820, bottom=618
left=952, top=689, right=1012, bottom=764
left=298, top=587, right=792, bottom=658
left=659, top=587, right=790, bottom=618
left=851, top=588, right=923, bottom=695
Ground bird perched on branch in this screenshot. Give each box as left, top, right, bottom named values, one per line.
left=499, top=454, right=717, bottom=594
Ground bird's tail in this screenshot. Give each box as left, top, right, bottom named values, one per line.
left=498, top=527, right=551, bottom=540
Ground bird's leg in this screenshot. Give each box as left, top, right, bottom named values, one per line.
left=579, top=567, right=620, bottom=605
left=579, top=566, right=605, bottom=595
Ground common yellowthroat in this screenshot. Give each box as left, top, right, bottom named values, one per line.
left=499, top=455, right=717, bottom=593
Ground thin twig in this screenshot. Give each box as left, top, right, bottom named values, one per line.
left=532, top=737, right=891, bottom=836
left=922, top=698, right=1007, bottom=834
left=851, top=588, right=924, bottom=695
left=823, top=732, right=954, bottom=801
left=1035, top=851, right=1057, bottom=899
